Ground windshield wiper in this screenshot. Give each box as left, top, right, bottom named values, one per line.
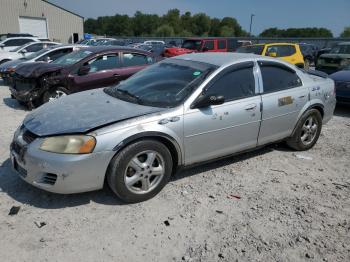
left=117, top=89, right=142, bottom=104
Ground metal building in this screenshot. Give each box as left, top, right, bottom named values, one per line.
left=0, top=0, right=84, bottom=43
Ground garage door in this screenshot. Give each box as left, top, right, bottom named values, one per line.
left=19, top=17, right=48, bottom=38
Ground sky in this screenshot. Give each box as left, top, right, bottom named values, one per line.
left=49, top=0, right=350, bottom=36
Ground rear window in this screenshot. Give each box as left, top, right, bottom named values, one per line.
left=182, top=40, right=202, bottom=51
left=237, top=45, right=264, bottom=55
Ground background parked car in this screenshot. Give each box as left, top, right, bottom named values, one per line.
left=329, top=65, right=350, bottom=105
left=0, top=45, right=85, bottom=85
left=10, top=46, right=155, bottom=107
left=316, top=42, right=350, bottom=74
left=0, top=37, right=40, bottom=52
left=0, top=33, right=34, bottom=41
left=299, top=43, right=319, bottom=68
left=163, top=38, right=246, bottom=57
left=236, top=43, right=305, bottom=68
left=0, top=41, right=60, bottom=65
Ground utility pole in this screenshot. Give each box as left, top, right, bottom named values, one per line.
left=249, top=14, right=255, bottom=37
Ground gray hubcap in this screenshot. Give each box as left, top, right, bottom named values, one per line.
left=301, top=115, right=318, bottom=145
left=124, top=150, right=165, bottom=194
left=48, top=90, right=67, bottom=101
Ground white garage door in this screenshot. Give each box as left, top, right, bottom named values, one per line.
left=19, top=17, right=48, bottom=38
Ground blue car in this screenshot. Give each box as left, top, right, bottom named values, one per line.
left=330, top=66, right=350, bottom=105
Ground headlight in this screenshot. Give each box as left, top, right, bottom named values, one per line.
left=40, top=135, right=96, bottom=154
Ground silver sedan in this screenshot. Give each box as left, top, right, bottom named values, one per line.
left=10, top=53, right=336, bottom=203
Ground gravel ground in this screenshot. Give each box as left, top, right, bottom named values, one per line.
left=0, top=80, right=349, bottom=262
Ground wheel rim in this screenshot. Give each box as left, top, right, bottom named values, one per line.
left=48, top=90, right=67, bottom=101
left=124, top=150, right=165, bottom=194
left=300, top=115, right=318, bottom=146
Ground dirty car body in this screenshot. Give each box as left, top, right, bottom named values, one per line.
left=10, top=46, right=155, bottom=107
left=10, top=53, right=336, bottom=202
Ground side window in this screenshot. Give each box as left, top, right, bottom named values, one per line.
left=4, top=39, right=21, bottom=47
left=259, top=64, right=302, bottom=93
left=206, top=66, right=255, bottom=101
left=36, top=48, right=72, bottom=62
left=203, top=41, right=214, bottom=51
left=88, top=54, right=119, bottom=73
left=218, top=40, right=226, bottom=49
left=122, top=53, right=153, bottom=67
left=25, top=43, right=43, bottom=52
left=267, top=45, right=296, bottom=57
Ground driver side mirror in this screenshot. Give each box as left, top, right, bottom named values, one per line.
left=78, top=65, right=90, bottom=76
left=191, top=94, right=225, bottom=109
left=267, top=52, right=277, bottom=57
left=44, top=56, right=52, bottom=63
left=19, top=49, right=27, bottom=55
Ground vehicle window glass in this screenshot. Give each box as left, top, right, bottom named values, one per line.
left=122, top=53, right=153, bottom=67
left=52, top=49, right=91, bottom=65
left=260, top=65, right=302, bottom=93
left=26, top=43, right=43, bottom=52
left=218, top=40, right=226, bottom=49
left=236, top=45, right=264, bottom=55
left=330, top=44, right=350, bottom=54
left=267, top=45, right=296, bottom=57
left=88, top=54, right=119, bottom=72
left=181, top=40, right=202, bottom=51
left=206, top=67, right=255, bottom=101
left=203, top=41, right=214, bottom=50
left=4, top=39, right=21, bottom=46
left=37, top=48, right=72, bottom=62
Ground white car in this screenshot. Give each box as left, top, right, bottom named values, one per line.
left=0, top=41, right=60, bottom=64
left=0, top=37, right=39, bottom=52
left=143, top=40, right=165, bottom=46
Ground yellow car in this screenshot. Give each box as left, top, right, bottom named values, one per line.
left=237, top=43, right=305, bottom=68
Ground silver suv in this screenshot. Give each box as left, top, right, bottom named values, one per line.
left=10, top=53, right=336, bottom=203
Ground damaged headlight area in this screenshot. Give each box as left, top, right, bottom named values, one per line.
left=40, top=135, right=96, bottom=154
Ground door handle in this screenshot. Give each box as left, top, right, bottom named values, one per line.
left=298, top=95, right=306, bottom=99
left=244, top=103, right=257, bottom=111
left=113, top=74, right=120, bottom=78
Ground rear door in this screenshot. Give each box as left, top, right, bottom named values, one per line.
left=184, top=61, right=262, bottom=165
left=72, top=53, right=121, bottom=91
left=257, top=60, right=309, bottom=145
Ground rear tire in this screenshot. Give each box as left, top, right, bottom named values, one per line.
left=107, top=139, right=173, bottom=203
left=287, top=109, right=322, bottom=151
left=42, top=86, right=69, bottom=104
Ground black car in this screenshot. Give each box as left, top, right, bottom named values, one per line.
left=299, top=43, right=319, bottom=68
left=329, top=66, right=350, bottom=105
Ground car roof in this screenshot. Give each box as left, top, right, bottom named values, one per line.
left=250, top=43, right=298, bottom=47
left=174, top=52, right=271, bottom=67
left=82, top=46, right=150, bottom=54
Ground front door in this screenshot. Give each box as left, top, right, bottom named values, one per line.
left=257, top=60, right=309, bottom=145
left=184, top=62, right=262, bottom=165
left=72, top=53, right=121, bottom=91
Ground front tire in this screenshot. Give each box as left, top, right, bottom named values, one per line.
left=107, top=140, right=173, bottom=203
left=287, top=109, right=322, bottom=151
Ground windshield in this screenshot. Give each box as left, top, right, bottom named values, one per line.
left=10, top=45, right=25, bottom=52
left=330, top=44, right=350, bottom=54
left=22, top=47, right=52, bottom=60
left=104, top=59, right=218, bottom=108
left=236, top=45, right=264, bottom=55
left=52, top=50, right=92, bottom=65
left=182, top=40, right=202, bottom=51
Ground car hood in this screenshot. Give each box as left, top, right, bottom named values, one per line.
left=329, top=70, right=350, bottom=82
left=15, top=62, right=65, bottom=78
left=0, top=58, right=26, bottom=71
left=23, top=89, right=165, bottom=136
left=320, top=53, right=350, bottom=59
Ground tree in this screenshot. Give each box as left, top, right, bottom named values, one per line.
left=191, top=13, right=211, bottom=36
left=180, top=12, right=192, bottom=34
left=155, top=25, right=174, bottom=37
left=209, top=18, right=221, bottom=36
left=219, top=26, right=235, bottom=37
left=340, top=27, right=350, bottom=38
left=162, top=9, right=181, bottom=34
left=259, top=27, right=333, bottom=37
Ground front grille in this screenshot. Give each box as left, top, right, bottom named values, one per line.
left=14, top=159, right=27, bottom=178
left=337, top=96, right=350, bottom=103
left=11, top=142, right=22, bottom=155
left=22, top=129, right=38, bottom=144
left=335, top=81, right=350, bottom=89
left=40, top=173, right=58, bottom=185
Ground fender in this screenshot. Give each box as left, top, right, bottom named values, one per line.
left=290, top=103, right=324, bottom=137
left=112, top=131, right=183, bottom=167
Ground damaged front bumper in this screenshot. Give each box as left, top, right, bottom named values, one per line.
left=10, top=133, right=115, bottom=194
left=10, top=77, right=43, bottom=103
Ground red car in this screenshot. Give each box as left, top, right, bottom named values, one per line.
left=10, top=46, right=156, bottom=108
left=163, top=38, right=248, bottom=57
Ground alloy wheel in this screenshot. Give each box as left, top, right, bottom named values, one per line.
left=124, top=150, right=165, bottom=194
left=300, top=115, right=318, bottom=146
left=48, top=90, right=67, bottom=101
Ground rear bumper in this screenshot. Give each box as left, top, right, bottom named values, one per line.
left=10, top=138, right=115, bottom=194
